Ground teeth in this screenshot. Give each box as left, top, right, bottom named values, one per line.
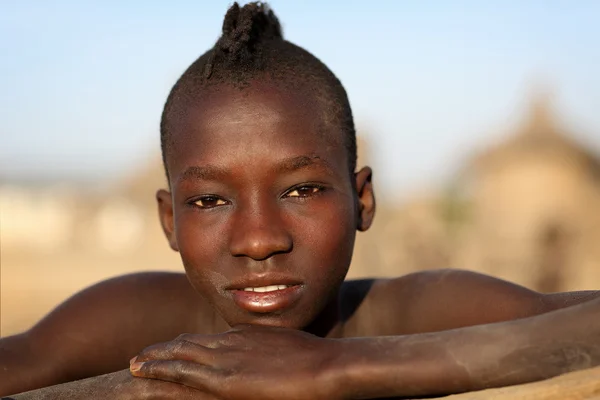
left=242, top=285, right=290, bottom=292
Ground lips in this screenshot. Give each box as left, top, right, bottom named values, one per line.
left=242, top=284, right=292, bottom=292
left=226, top=276, right=304, bottom=313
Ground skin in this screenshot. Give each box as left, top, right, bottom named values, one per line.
left=1, top=81, right=600, bottom=399
left=156, top=81, right=372, bottom=333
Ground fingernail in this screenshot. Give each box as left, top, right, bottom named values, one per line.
left=129, top=356, right=137, bottom=365
left=130, top=361, right=144, bottom=372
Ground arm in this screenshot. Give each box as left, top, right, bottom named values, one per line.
left=0, top=272, right=212, bottom=396
left=339, top=295, right=600, bottom=398
left=124, top=297, right=600, bottom=400
left=390, top=269, right=600, bottom=333
left=5, top=370, right=209, bottom=399
left=126, top=270, right=600, bottom=399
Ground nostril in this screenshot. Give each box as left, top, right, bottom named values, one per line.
left=232, top=240, right=292, bottom=260
left=230, top=230, right=293, bottom=260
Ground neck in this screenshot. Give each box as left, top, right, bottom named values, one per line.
left=303, top=288, right=344, bottom=338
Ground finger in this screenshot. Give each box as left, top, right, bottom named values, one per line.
left=174, top=332, right=243, bottom=349
left=132, top=377, right=221, bottom=400
left=173, top=333, right=222, bottom=348
left=136, top=339, right=216, bottom=364
left=131, top=359, right=219, bottom=393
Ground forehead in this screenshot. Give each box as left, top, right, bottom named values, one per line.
left=201, top=82, right=320, bottom=136
left=166, top=80, right=346, bottom=174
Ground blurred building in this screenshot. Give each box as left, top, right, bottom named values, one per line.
left=352, top=92, right=600, bottom=291
left=0, top=159, right=181, bottom=336
left=456, top=93, right=600, bottom=291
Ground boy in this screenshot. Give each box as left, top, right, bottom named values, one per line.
left=2, top=2, right=599, bottom=399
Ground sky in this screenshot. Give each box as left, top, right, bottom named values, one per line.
left=1, top=1, right=599, bottom=198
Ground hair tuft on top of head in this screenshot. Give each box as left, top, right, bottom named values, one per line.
left=221, top=2, right=283, bottom=45
left=207, top=2, right=283, bottom=75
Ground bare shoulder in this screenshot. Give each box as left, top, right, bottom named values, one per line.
left=353, top=269, right=599, bottom=336
left=1, top=271, right=216, bottom=392
left=31, top=271, right=215, bottom=339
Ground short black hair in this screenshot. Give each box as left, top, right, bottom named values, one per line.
left=160, top=2, right=356, bottom=179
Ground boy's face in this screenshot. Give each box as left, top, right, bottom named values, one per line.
left=158, top=80, right=375, bottom=330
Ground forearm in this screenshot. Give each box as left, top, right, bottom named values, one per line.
left=3, top=370, right=131, bottom=400
left=337, top=297, right=600, bottom=399
left=0, top=334, right=64, bottom=397
left=448, top=295, right=600, bottom=388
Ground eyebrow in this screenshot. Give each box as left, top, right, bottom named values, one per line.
left=177, top=154, right=334, bottom=184
left=178, top=165, right=229, bottom=184
left=276, top=154, right=335, bottom=174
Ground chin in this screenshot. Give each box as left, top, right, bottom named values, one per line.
left=223, top=309, right=313, bottom=331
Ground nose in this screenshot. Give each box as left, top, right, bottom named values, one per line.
left=229, top=202, right=293, bottom=261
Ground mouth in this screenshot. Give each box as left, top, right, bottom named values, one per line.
left=241, top=284, right=294, bottom=292
left=227, top=281, right=304, bottom=314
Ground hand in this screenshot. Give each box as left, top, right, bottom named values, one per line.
left=109, top=370, right=220, bottom=400
left=130, top=325, right=349, bottom=400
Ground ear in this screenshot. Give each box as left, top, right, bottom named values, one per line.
left=156, top=189, right=179, bottom=251
left=354, top=166, right=376, bottom=232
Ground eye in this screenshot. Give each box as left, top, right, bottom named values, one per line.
left=193, top=196, right=228, bottom=209
left=285, top=185, right=324, bottom=198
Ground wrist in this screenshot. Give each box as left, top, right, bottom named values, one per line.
left=328, top=334, right=472, bottom=399
left=326, top=337, right=396, bottom=400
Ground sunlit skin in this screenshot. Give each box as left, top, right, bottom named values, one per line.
left=156, top=80, right=372, bottom=334
left=1, top=79, right=600, bottom=399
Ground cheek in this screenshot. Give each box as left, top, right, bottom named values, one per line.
left=173, top=211, right=228, bottom=286
left=295, top=196, right=357, bottom=268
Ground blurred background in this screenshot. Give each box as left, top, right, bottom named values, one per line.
left=2, top=0, right=600, bottom=336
